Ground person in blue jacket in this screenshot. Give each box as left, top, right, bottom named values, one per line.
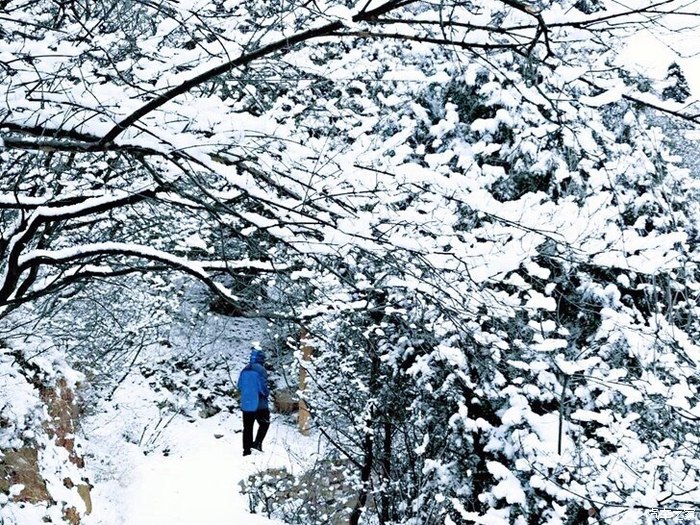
left=237, top=349, right=270, bottom=456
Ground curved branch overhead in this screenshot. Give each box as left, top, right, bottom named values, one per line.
left=2, top=0, right=696, bottom=154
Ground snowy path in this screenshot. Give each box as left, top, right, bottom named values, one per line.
left=83, top=412, right=316, bottom=525
left=76, top=315, right=315, bottom=525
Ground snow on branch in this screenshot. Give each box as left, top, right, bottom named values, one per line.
left=17, top=243, right=240, bottom=303
left=0, top=194, right=50, bottom=209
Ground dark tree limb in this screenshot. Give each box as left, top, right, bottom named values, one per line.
left=98, top=0, right=419, bottom=145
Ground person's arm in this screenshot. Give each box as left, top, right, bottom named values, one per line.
left=260, top=375, right=269, bottom=399
left=256, top=366, right=269, bottom=398
left=237, top=368, right=249, bottom=392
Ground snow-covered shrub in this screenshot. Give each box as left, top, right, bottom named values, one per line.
left=241, top=458, right=356, bottom=525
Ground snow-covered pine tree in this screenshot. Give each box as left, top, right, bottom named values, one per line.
left=662, top=62, right=692, bottom=103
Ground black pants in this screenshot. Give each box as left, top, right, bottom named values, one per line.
left=242, top=409, right=270, bottom=453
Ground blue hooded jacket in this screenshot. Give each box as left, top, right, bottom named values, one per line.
left=237, top=350, right=269, bottom=412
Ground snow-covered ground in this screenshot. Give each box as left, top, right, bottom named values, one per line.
left=82, top=410, right=315, bottom=525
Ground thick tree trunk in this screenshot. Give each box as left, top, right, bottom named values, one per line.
left=350, top=353, right=380, bottom=525
left=349, top=431, right=374, bottom=525
left=380, top=420, right=392, bottom=524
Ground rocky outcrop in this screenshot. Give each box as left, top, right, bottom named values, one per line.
left=42, top=378, right=84, bottom=468
left=1, top=351, right=91, bottom=524
left=0, top=447, right=51, bottom=502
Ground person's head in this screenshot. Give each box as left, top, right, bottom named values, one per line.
left=250, top=349, right=266, bottom=364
